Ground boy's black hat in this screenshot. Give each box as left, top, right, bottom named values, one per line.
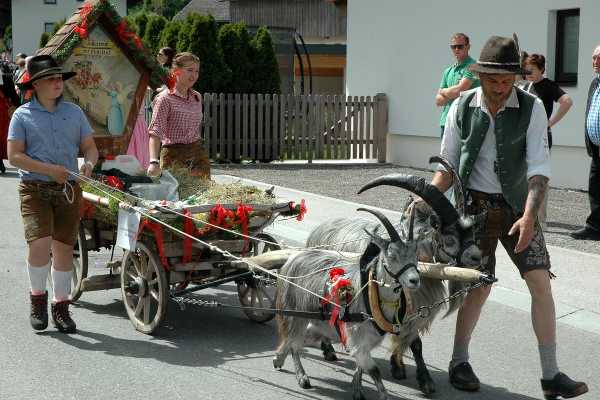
left=18, top=55, right=76, bottom=90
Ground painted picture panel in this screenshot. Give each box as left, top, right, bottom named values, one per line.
left=62, top=25, right=140, bottom=136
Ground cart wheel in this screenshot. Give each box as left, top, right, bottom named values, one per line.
left=121, top=241, right=168, bottom=334
left=237, top=233, right=280, bottom=323
left=47, top=223, right=88, bottom=302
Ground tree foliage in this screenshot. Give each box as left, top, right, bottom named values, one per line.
left=143, top=14, right=167, bottom=55
left=2, top=25, right=11, bottom=51
left=39, top=19, right=66, bottom=49
left=178, top=13, right=231, bottom=93
left=218, top=22, right=254, bottom=93
left=159, top=20, right=182, bottom=51
left=133, top=12, right=149, bottom=38
left=142, top=0, right=190, bottom=19
left=251, top=26, right=281, bottom=94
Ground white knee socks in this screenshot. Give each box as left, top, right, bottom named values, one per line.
left=450, top=337, right=471, bottom=368
left=28, top=262, right=50, bottom=295
left=51, top=267, right=72, bottom=303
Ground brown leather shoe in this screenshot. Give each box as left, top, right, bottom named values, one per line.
left=51, top=301, right=77, bottom=333
left=541, top=372, right=588, bottom=399
left=30, top=292, right=48, bottom=331
left=449, top=362, right=480, bottom=391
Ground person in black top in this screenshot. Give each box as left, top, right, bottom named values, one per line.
left=521, top=54, right=573, bottom=229
left=523, top=54, right=573, bottom=149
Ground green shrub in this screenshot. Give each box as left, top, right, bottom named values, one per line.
left=181, top=14, right=231, bottom=93
left=219, top=22, right=254, bottom=93
left=38, top=19, right=65, bottom=49
left=159, top=20, right=182, bottom=51
left=133, top=12, right=149, bottom=38
left=143, top=14, right=167, bottom=56
left=39, top=33, right=50, bottom=48
left=251, top=26, right=281, bottom=94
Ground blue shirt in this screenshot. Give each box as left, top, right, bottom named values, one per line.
left=586, top=79, right=600, bottom=146
left=8, top=96, right=93, bottom=182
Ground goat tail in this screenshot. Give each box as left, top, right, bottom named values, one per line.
left=443, top=280, right=467, bottom=318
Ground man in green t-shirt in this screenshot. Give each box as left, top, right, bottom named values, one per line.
left=436, top=33, right=479, bottom=137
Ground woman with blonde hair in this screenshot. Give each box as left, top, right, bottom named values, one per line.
left=147, top=52, right=210, bottom=178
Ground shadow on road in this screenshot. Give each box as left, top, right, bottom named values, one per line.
left=42, top=286, right=541, bottom=400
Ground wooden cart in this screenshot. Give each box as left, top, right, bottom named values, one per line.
left=70, top=190, right=302, bottom=334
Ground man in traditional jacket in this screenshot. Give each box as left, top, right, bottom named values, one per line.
left=432, top=35, right=588, bottom=399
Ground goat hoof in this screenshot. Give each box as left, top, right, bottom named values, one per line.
left=297, top=375, right=311, bottom=389
left=391, top=364, right=406, bottom=380
left=352, top=391, right=366, bottom=400
left=418, top=379, right=436, bottom=396
left=272, top=355, right=284, bottom=369
left=321, top=342, right=338, bottom=361
left=323, top=350, right=338, bottom=362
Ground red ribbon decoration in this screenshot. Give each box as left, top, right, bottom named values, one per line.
left=209, top=204, right=235, bottom=229
left=236, top=203, right=253, bottom=254
left=137, top=220, right=169, bottom=269
left=115, top=20, right=143, bottom=50
left=320, top=267, right=353, bottom=346
left=74, top=3, right=94, bottom=39
left=105, top=176, right=124, bottom=191
left=79, top=199, right=95, bottom=220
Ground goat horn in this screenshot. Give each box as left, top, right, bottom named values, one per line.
left=357, top=174, right=460, bottom=228
left=357, top=207, right=400, bottom=242
left=408, top=204, right=416, bottom=241
left=429, top=155, right=467, bottom=217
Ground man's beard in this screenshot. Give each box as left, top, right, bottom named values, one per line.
left=482, top=87, right=512, bottom=109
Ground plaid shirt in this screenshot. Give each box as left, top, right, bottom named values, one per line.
left=148, top=88, right=203, bottom=145
left=586, top=80, right=600, bottom=146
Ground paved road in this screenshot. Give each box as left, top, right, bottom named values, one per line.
left=0, top=168, right=597, bottom=400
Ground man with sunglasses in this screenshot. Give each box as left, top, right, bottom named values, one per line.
left=436, top=33, right=479, bottom=137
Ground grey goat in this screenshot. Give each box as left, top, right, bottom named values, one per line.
left=305, top=160, right=484, bottom=395
left=274, top=208, right=420, bottom=400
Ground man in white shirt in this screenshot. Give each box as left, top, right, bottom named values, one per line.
left=434, top=35, right=587, bottom=399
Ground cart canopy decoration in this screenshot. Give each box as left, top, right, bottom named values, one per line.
left=36, top=0, right=169, bottom=155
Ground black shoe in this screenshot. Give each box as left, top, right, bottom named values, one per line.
left=541, top=372, right=588, bottom=399
left=0, top=162, right=6, bottom=174
left=30, top=292, right=48, bottom=331
left=449, top=362, right=480, bottom=391
left=51, top=301, right=77, bottom=333
left=570, top=226, right=600, bottom=240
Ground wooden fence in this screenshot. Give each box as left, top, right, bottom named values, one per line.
left=145, top=92, right=388, bottom=162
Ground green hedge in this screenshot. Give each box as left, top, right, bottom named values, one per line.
left=143, top=14, right=167, bottom=55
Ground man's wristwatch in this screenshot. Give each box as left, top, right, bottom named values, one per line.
left=84, top=161, right=95, bottom=170
left=149, top=159, right=160, bottom=166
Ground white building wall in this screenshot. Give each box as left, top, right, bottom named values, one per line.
left=12, top=0, right=127, bottom=57
left=347, top=0, right=595, bottom=189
